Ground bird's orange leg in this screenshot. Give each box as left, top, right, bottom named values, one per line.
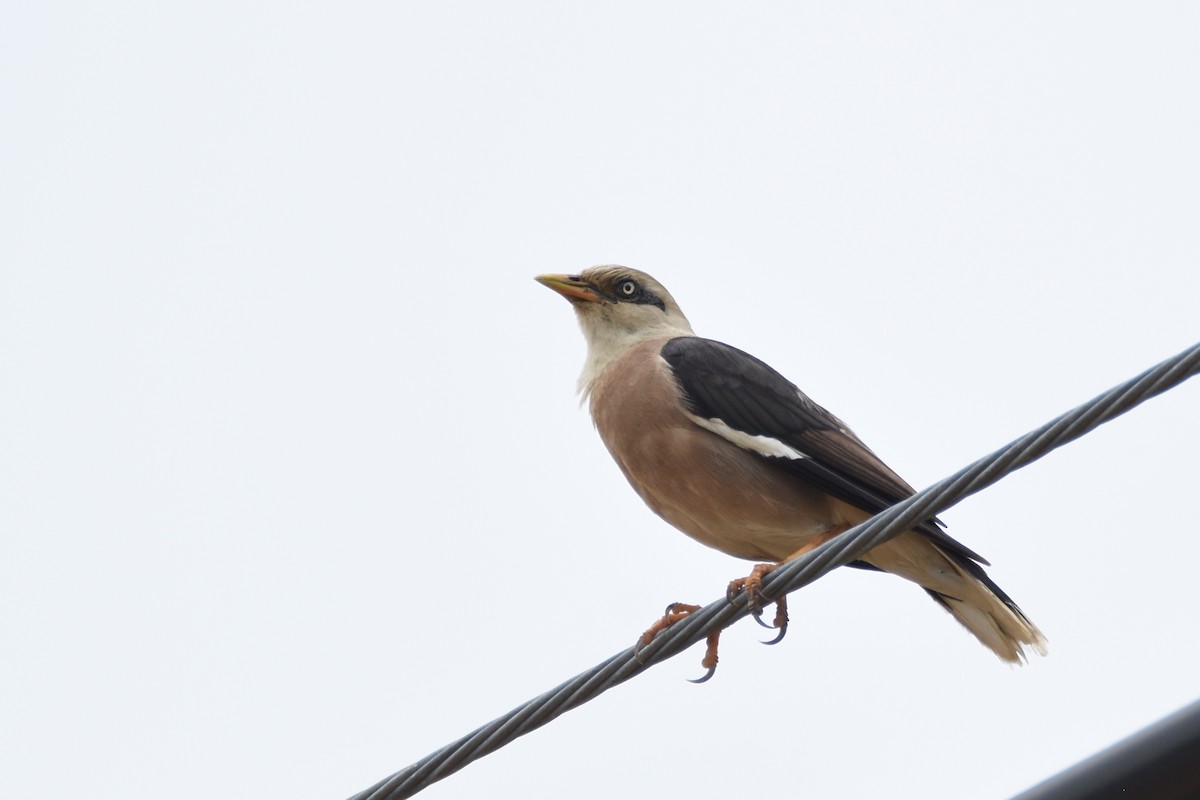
left=763, top=596, right=790, bottom=645
left=640, top=524, right=854, bottom=681
left=637, top=603, right=722, bottom=683
left=726, top=563, right=778, bottom=615
left=638, top=602, right=701, bottom=648
left=726, top=524, right=852, bottom=645
left=690, top=630, right=721, bottom=684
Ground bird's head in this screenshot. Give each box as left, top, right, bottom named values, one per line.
left=536, top=265, right=694, bottom=395
left=536, top=265, right=692, bottom=342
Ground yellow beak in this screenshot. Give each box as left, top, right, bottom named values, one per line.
left=535, top=274, right=602, bottom=303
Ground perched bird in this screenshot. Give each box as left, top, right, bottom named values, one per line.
left=536, top=266, right=1046, bottom=677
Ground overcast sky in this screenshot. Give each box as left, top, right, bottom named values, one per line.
left=3, top=4, right=1198, bottom=799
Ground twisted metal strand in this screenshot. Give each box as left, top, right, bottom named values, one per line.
left=348, top=341, right=1200, bottom=800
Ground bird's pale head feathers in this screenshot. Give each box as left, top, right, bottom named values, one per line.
left=536, top=265, right=694, bottom=395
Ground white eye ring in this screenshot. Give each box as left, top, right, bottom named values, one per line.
left=620, top=281, right=637, bottom=296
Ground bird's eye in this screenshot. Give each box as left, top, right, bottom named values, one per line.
left=619, top=280, right=638, bottom=297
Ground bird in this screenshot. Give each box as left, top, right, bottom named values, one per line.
left=536, top=265, right=1046, bottom=679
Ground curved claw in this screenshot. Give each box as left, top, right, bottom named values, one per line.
left=752, top=609, right=774, bottom=629
left=687, top=630, right=722, bottom=685
left=761, top=622, right=788, bottom=646
left=760, top=596, right=789, bottom=645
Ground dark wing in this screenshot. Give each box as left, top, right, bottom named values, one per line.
left=661, top=336, right=989, bottom=566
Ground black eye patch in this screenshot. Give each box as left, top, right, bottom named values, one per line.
left=610, top=278, right=665, bottom=311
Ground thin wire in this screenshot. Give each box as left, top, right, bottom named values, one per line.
left=347, top=341, right=1200, bottom=800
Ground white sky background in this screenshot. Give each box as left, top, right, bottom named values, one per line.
left=2, top=3, right=1198, bottom=798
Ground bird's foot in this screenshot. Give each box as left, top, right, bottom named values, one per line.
left=637, top=602, right=722, bottom=683
left=726, top=563, right=775, bottom=613
left=688, top=631, right=721, bottom=684
left=727, top=564, right=789, bottom=645
left=761, top=596, right=789, bottom=645
left=638, top=602, right=702, bottom=648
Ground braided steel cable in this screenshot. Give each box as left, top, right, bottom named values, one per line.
left=348, top=341, right=1200, bottom=800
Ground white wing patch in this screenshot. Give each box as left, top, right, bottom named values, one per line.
left=684, top=412, right=809, bottom=461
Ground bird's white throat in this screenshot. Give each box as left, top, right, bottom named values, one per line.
left=573, top=306, right=692, bottom=398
